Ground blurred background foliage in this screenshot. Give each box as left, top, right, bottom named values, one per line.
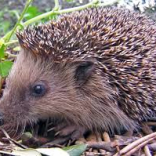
left=0, top=0, right=90, bottom=37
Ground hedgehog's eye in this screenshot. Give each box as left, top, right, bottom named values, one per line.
left=31, top=83, right=47, bottom=97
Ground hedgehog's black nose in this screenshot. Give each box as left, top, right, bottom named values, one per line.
left=0, top=111, right=4, bottom=126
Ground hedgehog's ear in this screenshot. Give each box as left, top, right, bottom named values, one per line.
left=74, top=60, right=95, bottom=86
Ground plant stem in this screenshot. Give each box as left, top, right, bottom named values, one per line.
left=54, top=0, right=60, bottom=11
left=59, top=0, right=99, bottom=14
left=5, top=52, right=17, bottom=58
left=4, top=0, right=34, bottom=42
left=24, top=0, right=99, bottom=26
left=5, top=40, right=18, bottom=46
left=2, top=0, right=121, bottom=45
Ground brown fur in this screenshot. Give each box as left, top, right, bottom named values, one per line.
left=1, top=7, right=156, bottom=135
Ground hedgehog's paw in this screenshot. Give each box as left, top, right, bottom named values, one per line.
left=41, top=125, right=86, bottom=147
left=55, top=124, right=86, bottom=142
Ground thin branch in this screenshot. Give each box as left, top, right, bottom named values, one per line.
left=144, top=145, right=152, bottom=156
left=54, top=0, right=60, bottom=11
left=5, top=40, right=18, bottom=46
left=114, top=132, right=156, bottom=156
left=23, top=0, right=99, bottom=26
left=4, top=0, right=34, bottom=42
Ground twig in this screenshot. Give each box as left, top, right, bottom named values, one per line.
left=4, top=138, right=27, bottom=149
left=114, top=132, right=156, bottom=156
left=0, top=128, right=10, bottom=140
left=124, top=138, right=154, bottom=156
left=144, top=145, right=152, bottom=156
left=87, top=141, right=115, bottom=152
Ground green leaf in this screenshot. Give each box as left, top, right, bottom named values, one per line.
left=63, top=144, right=87, bottom=156
left=0, top=44, right=5, bottom=58
left=0, top=39, right=5, bottom=58
left=0, top=149, right=42, bottom=156
left=0, top=61, right=13, bottom=77
left=24, top=6, right=42, bottom=20
left=36, top=148, right=69, bottom=156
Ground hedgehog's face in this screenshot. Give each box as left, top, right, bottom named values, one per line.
left=0, top=49, right=95, bottom=135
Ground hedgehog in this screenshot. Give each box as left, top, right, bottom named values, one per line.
left=0, top=7, right=156, bottom=139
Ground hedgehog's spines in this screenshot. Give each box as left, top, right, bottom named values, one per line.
left=16, top=7, right=156, bottom=121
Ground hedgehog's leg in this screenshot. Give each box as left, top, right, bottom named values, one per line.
left=41, top=124, right=87, bottom=146
left=54, top=124, right=87, bottom=142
